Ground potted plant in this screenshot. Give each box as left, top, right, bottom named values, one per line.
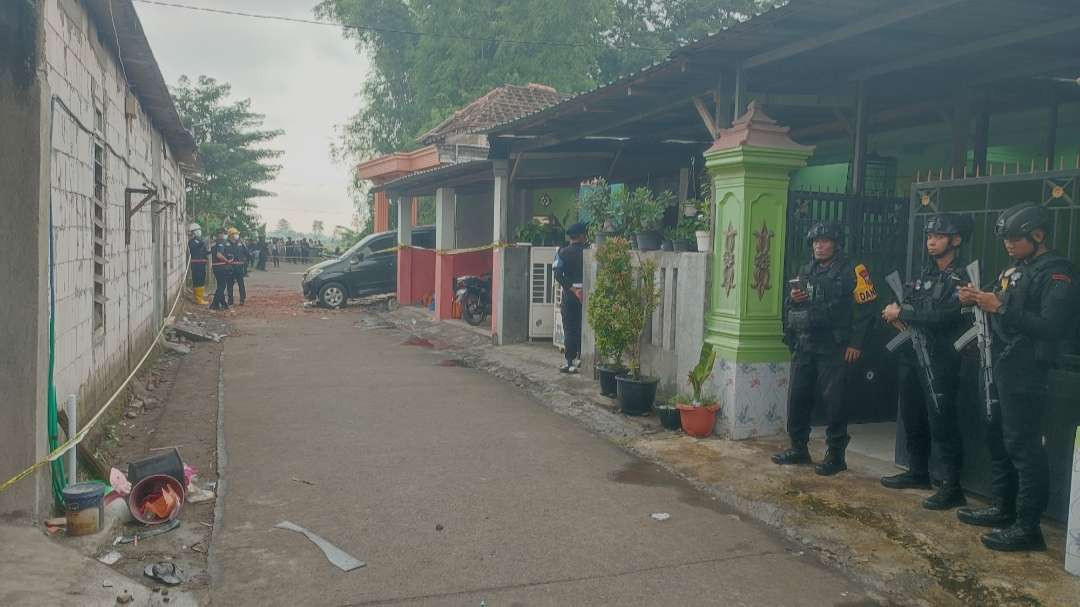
left=653, top=397, right=683, bottom=431
left=676, top=343, right=720, bottom=437
left=661, top=226, right=677, bottom=251
left=617, top=187, right=672, bottom=252
left=693, top=179, right=713, bottom=253
left=673, top=216, right=696, bottom=252
left=614, top=255, right=660, bottom=416
left=515, top=219, right=545, bottom=246
left=586, top=238, right=634, bottom=397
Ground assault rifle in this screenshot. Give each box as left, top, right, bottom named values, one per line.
left=883, top=271, right=943, bottom=415
left=953, top=260, right=997, bottom=421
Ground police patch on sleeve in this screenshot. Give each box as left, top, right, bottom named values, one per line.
left=853, top=263, right=878, bottom=304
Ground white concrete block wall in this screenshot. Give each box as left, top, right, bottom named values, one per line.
left=43, top=0, right=187, bottom=418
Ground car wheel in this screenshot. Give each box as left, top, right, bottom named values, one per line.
left=318, top=282, right=347, bottom=309
left=461, top=293, right=486, bottom=326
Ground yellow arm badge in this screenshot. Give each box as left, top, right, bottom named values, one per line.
left=853, top=263, right=878, bottom=304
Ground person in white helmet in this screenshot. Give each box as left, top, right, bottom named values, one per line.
left=188, top=223, right=208, bottom=305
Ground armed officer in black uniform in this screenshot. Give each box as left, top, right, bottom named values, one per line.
left=880, top=213, right=973, bottom=510
left=956, top=202, right=1077, bottom=551
left=773, top=222, right=879, bottom=476
left=209, top=230, right=233, bottom=311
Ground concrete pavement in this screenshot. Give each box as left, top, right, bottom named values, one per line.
left=210, top=266, right=877, bottom=606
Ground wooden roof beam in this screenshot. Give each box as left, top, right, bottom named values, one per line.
left=851, top=15, right=1080, bottom=80
left=741, top=0, right=970, bottom=70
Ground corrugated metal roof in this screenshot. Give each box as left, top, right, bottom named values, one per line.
left=84, top=0, right=197, bottom=167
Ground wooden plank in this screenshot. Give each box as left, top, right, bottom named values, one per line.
left=851, top=15, right=1080, bottom=80
left=740, top=0, right=969, bottom=70
left=691, top=97, right=718, bottom=139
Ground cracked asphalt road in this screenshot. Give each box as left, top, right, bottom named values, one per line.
left=209, top=268, right=877, bottom=606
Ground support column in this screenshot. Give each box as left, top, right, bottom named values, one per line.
left=491, top=160, right=525, bottom=344
left=373, top=191, right=390, bottom=233
left=850, top=80, right=868, bottom=194
left=703, top=102, right=814, bottom=440
left=395, top=195, right=414, bottom=304
left=434, top=187, right=457, bottom=320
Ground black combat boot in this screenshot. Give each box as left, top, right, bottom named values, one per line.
left=814, top=449, right=847, bottom=476
left=981, top=523, right=1046, bottom=552
left=923, top=476, right=966, bottom=510
left=956, top=502, right=1015, bottom=528
left=771, top=445, right=811, bottom=466
left=880, top=469, right=931, bottom=490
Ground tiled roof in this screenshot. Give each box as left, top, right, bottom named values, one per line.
left=419, top=83, right=564, bottom=144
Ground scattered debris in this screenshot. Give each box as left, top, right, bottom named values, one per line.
left=116, top=519, right=181, bottom=544
left=274, top=521, right=366, bottom=572
left=149, top=445, right=182, bottom=451
left=290, top=477, right=316, bottom=486
left=160, top=340, right=192, bottom=356
left=435, top=524, right=444, bottom=531
left=402, top=335, right=435, bottom=348
left=650, top=512, right=671, bottom=522
left=102, top=580, right=113, bottom=588
left=171, top=320, right=221, bottom=342
left=143, top=562, right=185, bottom=586
left=186, top=483, right=215, bottom=504
left=125, top=411, right=139, bottom=419
left=43, top=517, right=66, bottom=535
left=116, top=589, right=134, bottom=604
left=98, top=551, right=123, bottom=565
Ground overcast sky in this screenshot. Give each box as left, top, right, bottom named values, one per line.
left=135, top=0, right=369, bottom=235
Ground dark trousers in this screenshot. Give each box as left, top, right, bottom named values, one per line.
left=210, top=267, right=230, bottom=309
left=787, top=347, right=849, bottom=451
left=987, top=353, right=1049, bottom=527
left=898, top=357, right=963, bottom=478
left=561, top=290, right=582, bottom=364
left=228, top=269, right=246, bottom=305
left=191, top=262, right=207, bottom=288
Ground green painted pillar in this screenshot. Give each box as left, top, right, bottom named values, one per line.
left=703, top=102, right=814, bottom=439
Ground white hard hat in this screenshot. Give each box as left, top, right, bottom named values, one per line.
left=188, top=223, right=201, bottom=232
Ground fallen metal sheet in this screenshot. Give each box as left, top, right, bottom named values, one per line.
left=274, top=521, right=365, bottom=572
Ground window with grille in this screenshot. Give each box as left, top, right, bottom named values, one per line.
left=93, top=141, right=106, bottom=332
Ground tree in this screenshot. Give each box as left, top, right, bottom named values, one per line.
left=311, top=220, right=325, bottom=238
left=276, top=218, right=292, bottom=234
left=172, top=75, right=284, bottom=235
left=315, top=0, right=781, bottom=163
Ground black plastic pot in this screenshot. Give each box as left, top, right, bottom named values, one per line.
left=128, top=448, right=184, bottom=485
left=655, top=406, right=682, bottom=431
left=615, top=375, right=659, bottom=416
left=635, top=231, right=663, bottom=251
left=597, top=365, right=626, bottom=398
left=660, top=240, right=674, bottom=251
left=673, top=239, right=691, bottom=252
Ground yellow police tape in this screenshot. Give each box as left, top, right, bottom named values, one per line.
left=0, top=265, right=191, bottom=497
left=388, top=241, right=513, bottom=255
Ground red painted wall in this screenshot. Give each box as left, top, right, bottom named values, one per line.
left=397, top=247, right=436, bottom=306
left=435, top=250, right=493, bottom=320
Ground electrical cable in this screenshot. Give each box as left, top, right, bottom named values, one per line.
left=131, top=0, right=671, bottom=53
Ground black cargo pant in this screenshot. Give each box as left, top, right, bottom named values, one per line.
left=190, top=260, right=207, bottom=288
left=986, top=349, right=1049, bottom=527
left=228, top=265, right=246, bottom=305
left=210, top=266, right=230, bottom=309
left=561, top=288, right=582, bottom=365
left=787, top=346, right=849, bottom=451
left=898, top=355, right=962, bottom=478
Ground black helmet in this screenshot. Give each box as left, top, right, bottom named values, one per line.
left=995, top=203, right=1052, bottom=239
left=924, top=213, right=973, bottom=238
left=806, top=222, right=843, bottom=247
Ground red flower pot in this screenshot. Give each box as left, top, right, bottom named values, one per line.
left=676, top=403, right=720, bottom=438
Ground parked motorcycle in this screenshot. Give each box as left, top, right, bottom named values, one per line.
left=455, top=274, right=492, bottom=326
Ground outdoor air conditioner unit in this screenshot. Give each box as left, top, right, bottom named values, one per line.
left=528, top=246, right=557, bottom=340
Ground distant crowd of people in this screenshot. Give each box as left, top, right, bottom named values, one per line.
left=187, top=224, right=340, bottom=310
left=265, top=237, right=337, bottom=267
